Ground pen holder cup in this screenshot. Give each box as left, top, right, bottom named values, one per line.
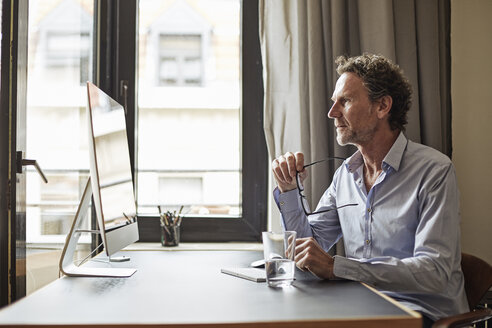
left=161, top=224, right=180, bottom=247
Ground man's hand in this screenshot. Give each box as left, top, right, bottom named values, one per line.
left=294, top=237, right=336, bottom=280
left=272, top=152, right=306, bottom=193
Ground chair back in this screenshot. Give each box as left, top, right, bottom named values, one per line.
left=461, top=253, right=492, bottom=309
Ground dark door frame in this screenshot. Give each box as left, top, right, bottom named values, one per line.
left=0, top=0, right=29, bottom=307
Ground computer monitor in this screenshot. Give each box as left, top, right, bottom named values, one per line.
left=86, top=81, right=139, bottom=256
left=59, top=82, right=139, bottom=277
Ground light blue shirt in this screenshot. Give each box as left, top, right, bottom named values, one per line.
left=276, top=132, right=469, bottom=321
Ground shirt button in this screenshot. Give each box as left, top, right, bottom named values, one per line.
left=366, top=239, right=371, bottom=245
left=367, top=208, right=372, bottom=213
left=280, top=201, right=285, bottom=206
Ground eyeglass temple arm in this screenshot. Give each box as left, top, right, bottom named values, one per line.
left=335, top=203, right=358, bottom=209
left=302, top=156, right=347, bottom=169
left=314, top=203, right=358, bottom=213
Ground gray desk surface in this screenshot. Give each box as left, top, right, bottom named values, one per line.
left=0, top=250, right=420, bottom=327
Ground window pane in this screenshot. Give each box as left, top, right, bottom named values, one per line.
left=138, top=0, right=241, bottom=217
left=26, top=0, right=94, bottom=293
left=27, top=0, right=94, bottom=241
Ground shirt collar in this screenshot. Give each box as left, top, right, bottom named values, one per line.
left=382, top=131, right=408, bottom=172
left=345, top=131, right=408, bottom=173
left=346, top=151, right=363, bottom=173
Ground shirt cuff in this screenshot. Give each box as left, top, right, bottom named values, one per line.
left=274, top=188, right=300, bottom=213
left=333, top=255, right=363, bottom=281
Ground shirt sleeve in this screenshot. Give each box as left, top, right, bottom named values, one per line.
left=274, top=188, right=313, bottom=238
left=274, top=173, right=343, bottom=252
left=333, top=162, right=462, bottom=294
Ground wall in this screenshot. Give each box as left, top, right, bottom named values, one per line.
left=451, top=0, right=492, bottom=264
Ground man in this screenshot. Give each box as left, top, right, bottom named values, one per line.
left=271, top=54, right=468, bottom=326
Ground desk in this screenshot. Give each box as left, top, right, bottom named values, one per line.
left=0, top=250, right=420, bottom=327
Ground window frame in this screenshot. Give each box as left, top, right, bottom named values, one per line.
left=97, top=0, right=267, bottom=242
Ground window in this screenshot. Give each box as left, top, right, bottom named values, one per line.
left=31, top=0, right=92, bottom=85
left=25, top=0, right=95, bottom=296
left=45, top=32, right=90, bottom=84
left=26, top=0, right=94, bottom=245
left=133, top=0, right=266, bottom=242
left=158, top=34, right=203, bottom=86
left=25, top=0, right=266, bottom=247
left=143, top=0, right=211, bottom=87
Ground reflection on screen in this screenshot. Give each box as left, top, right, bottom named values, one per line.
left=88, top=85, right=136, bottom=229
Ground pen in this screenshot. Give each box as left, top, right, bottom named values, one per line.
left=176, top=205, right=184, bottom=226
left=122, top=212, right=132, bottom=224
left=162, top=222, right=171, bottom=235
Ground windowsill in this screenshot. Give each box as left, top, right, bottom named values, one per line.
left=123, top=242, right=262, bottom=252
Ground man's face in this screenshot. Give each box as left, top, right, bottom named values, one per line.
left=328, top=72, right=380, bottom=146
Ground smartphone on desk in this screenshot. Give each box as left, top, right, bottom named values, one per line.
left=220, top=267, right=266, bottom=282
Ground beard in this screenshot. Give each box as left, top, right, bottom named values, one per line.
left=335, top=125, right=376, bottom=146
left=336, top=127, right=355, bottom=146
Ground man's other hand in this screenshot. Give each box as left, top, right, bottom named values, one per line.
left=272, top=152, right=306, bottom=193
left=294, top=237, right=336, bottom=280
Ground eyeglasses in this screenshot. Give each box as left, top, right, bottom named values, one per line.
left=296, top=157, right=358, bottom=216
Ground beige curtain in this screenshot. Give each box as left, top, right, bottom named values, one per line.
left=260, top=0, right=451, bottom=208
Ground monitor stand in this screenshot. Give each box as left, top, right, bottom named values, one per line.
left=59, top=178, right=137, bottom=278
